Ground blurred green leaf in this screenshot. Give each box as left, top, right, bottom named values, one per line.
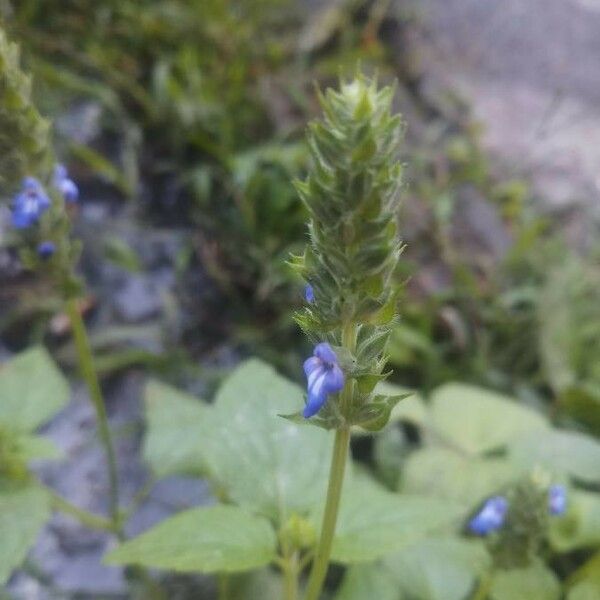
left=199, top=359, right=332, bottom=524
left=430, top=383, right=548, bottom=455
left=508, top=430, right=600, bottom=484
left=402, top=447, right=517, bottom=507
left=143, top=380, right=208, bottom=478
left=0, top=485, right=50, bottom=585
left=385, top=538, right=490, bottom=600
left=0, top=347, right=69, bottom=432
left=490, top=562, right=561, bottom=600
left=325, top=476, right=464, bottom=564
left=105, top=505, right=277, bottom=573
left=334, top=563, right=398, bottom=600
left=550, top=491, right=600, bottom=552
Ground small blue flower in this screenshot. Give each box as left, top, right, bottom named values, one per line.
left=468, top=496, right=508, bottom=535
left=304, top=284, right=315, bottom=304
left=303, top=343, right=345, bottom=418
left=54, top=164, right=79, bottom=203
left=548, top=484, right=567, bottom=516
left=11, top=177, right=51, bottom=230
left=37, top=241, right=56, bottom=260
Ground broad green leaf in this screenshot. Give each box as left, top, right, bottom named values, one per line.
left=327, top=477, right=464, bottom=563
left=430, top=383, right=548, bottom=454
left=490, top=562, right=561, bottom=600
left=143, top=380, right=208, bottom=477
left=508, top=430, right=600, bottom=484
left=19, top=434, right=62, bottom=461
left=568, top=581, right=600, bottom=600
left=402, top=447, right=517, bottom=507
left=200, top=360, right=331, bottom=524
left=334, top=564, right=398, bottom=600
left=0, top=485, right=50, bottom=584
left=0, top=347, right=69, bottom=432
left=105, top=505, right=276, bottom=573
left=385, top=538, right=490, bottom=600
left=550, top=491, right=600, bottom=551
left=230, top=569, right=284, bottom=600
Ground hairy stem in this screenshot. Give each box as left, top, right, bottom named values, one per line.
left=46, top=487, right=115, bottom=532
left=283, top=550, right=299, bottom=600
left=66, top=298, right=120, bottom=529
left=472, top=570, right=494, bottom=600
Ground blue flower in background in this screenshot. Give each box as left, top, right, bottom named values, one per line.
left=54, top=164, right=79, bottom=203
left=304, top=284, right=315, bottom=304
left=303, top=343, right=345, bottom=418
left=468, top=496, right=508, bottom=535
left=11, top=177, right=51, bottom=229
left=37, top=241, right=56, bottom=259
left=548, top=484, right=567, bottom=516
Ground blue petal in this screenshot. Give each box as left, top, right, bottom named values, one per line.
left=314, top=342, right=338, bottom=366
left=303, top=385, right=329, bottom=418
left=549, top=485, right=567, bottom=516
left=60, top=178, right=79, bottom=203
left=37, top=241, right=56, bottom=259
left=304, top=284, right=315, bottom=303
left=323, top=364, right=345, bottom=394
left=468, top=496, right=508, bottom=535
left=303, top=356, right=321, bottom=378
left=11, top=209, right=34, bottom=229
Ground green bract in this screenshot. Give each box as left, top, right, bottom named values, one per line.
left=0, top=26, right=51, bottom=192
left=289, top=76, right=407, bottom=430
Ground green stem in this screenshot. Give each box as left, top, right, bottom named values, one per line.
left=303, top=426, right=350, bottom=600
left=472, top=570, right=494, bottom=600
left=46, top=487, right=115, bottom=532
left=218, top=574, right=230, bottom=600
left=283, top=550, right=300, bottom=600
left=66, top=298, right=120, bottom=529
left=303, top=321, right=356, bottom=600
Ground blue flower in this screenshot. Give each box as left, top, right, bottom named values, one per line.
left=548, top=484, right=567, bottom=516
left=11, top=178, right=51, bottom=230
left=303, top=343, right=345, bottom=418
left=468, top=496, right=508, bottom=535
left=304, top=284, right=315, bottom=304
left=54, top=164, right=79, bottom=203
left=37, top=241, right=56, bottom=259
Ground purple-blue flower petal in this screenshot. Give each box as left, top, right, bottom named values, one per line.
left=37, top=241, right=56, bottom=259
left=323, top=363, right=345, bottom=394
left=303, top=356, right=321, bottom=378
left=304, top=284, right=315, bottom=304
left=549, top=484, right=567, bottom=516
left=468, top=496, right=508, bottom=536
left=303, top=385, right=329, bottom=418
left=314, top=342, right=338, bottom=366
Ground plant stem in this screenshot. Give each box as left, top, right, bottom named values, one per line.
left=217, top=574, right=230, bottom=600
left=46, top=487, right=115, bottom=532
left=66, top=298, right=120, bottom=529
left=472, top=570, right=494, bottom=600
left=303, top=321, right=356, bottom=600
left=303, top=426, right=350, bottom=600
left=283, top=550, right=299, bottom=600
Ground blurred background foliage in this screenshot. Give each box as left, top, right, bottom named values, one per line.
left=0, top=0, right=598, bottom=422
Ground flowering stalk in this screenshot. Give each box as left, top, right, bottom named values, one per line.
left=288, top=75, right=407, bottom=600
left=0, top=27, right=121, bottom=531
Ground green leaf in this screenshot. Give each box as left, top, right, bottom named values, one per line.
left=105, top=505, right=277, bottom=573
left=334, top=564, right=398, bottom=600
left=143, top=380, right=208, bottom=478
left=327, top=477, right=463, bottom=563
left=402, top=448, right=518, bottom=507
left=353, top=394, right=411, bottom=432
left=490, top=562, right=561, bottom=600
left=19, top=434, right=62, bottom=462
left=569, top=581, right=600, bottom=600
left=200, top=360, right=332, bottom=524
left=385, top=538, right=490, bottom=600
left=550, top=490, right=600, bottom=551
left=430, top=383, right=548, bottom=454
left=0, top=485, right=50, bottom=584
left=0, top=347, right=69, bottom=432
left=376, top=381, right=428, bottom=428
left=230, top=569, right=284, bottom=600
left=508, top=430, right=600, bottom=484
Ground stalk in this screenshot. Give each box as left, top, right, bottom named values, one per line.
left=304, top=322, right=356, bottom=600
left=66, top=298, right=120, bottom=528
